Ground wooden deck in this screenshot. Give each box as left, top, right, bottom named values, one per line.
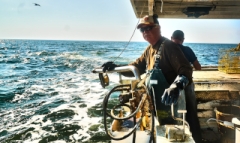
left=193, top=69, right=240, bottom=83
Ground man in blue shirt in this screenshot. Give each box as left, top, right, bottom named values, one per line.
left=171, top=30, right=201, bottom=70
left=171, top=30, right=203, bottom=142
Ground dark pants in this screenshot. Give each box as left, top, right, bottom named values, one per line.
left=185, top=83, right=202, bottom=143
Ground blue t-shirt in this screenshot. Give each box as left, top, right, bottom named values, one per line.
left=178, top=44, right=197, bottom=64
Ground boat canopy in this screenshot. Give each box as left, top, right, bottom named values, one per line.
left=130, top=0, right=240, bottom=19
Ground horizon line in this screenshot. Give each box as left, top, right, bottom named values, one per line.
left=0, top=38, right=238, bottom=45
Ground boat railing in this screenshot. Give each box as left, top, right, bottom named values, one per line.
left=92, top=65, right=141, bottom=80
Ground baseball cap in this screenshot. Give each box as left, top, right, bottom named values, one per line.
left=137, top=14, right=159, bottom=29
left=172, top=30, right=184, bottom=40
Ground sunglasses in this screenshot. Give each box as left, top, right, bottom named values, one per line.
left=140, top=26, right=156, bottom=33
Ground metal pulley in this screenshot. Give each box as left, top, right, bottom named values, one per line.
left=99, top=73, right=109, bottom=88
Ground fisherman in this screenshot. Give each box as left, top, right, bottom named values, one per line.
left=171, top=30, right=203, bottom=142
left=171, top=30, right=201, bottom=70
left=101, top=14, right=202, bottom=143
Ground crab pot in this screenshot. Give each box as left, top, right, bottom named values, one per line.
left=218, top=48, right=240, bottom=74
left=215, top=105, right=240, bottom=143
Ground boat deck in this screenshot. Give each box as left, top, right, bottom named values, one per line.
left=193, top=69, right=240, bottom=83
left=192, top=68, right=240, bottom=142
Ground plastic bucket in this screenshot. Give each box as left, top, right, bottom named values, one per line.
left=236, top=127, right=240, bottom=143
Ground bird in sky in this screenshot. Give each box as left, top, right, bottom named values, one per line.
left=33, top=3, right=41, bottom=6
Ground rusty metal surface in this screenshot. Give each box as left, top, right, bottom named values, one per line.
left=215, top=105, right=240, bottom=122
left=218, top=122, right=235, bottom=143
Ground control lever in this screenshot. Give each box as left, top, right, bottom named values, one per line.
left=165, top=104, right=189, bottom=141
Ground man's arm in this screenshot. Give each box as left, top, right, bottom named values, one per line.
left=126, top=46, right=150, bottom=76
left=193, top=59, right=201, bottom=70
left=102, top=47, right=148, bottom=77
left=164, top=41, right=193, bottom=84
left=161, top=41, right=192, bottom=105
left=186, top=47, right=201, bottom=70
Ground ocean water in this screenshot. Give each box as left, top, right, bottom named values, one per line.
left=0, top=39, right=237, bottom=143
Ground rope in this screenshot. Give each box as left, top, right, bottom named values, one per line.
left=112, top=2, right=146, bottom=62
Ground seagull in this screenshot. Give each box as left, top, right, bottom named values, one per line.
left=33, top=3, right=41, bottom=6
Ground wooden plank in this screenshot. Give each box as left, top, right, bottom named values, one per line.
left=197, top=100, right=230, bottom=110
left=197, top=100, right=240, bottom=118
left=131, top=0, right=240, bottom=19
left=195, top=90, right=240, bottom=101
left=194, top=81, right=240, bottom=91
left=193, top=70, right=240, bottom=82
left=198, top=110, right=215, bottom=118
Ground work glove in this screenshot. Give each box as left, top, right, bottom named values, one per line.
left=161, top=75, right=189, bottom=105
left=101, top=61, right=117, bottom=72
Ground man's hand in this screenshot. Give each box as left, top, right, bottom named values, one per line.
left=101, top=61, right=117, bottom=72
left=161, top=75, right=189, bottom=105
left=161, top=83, right=180, bottom=105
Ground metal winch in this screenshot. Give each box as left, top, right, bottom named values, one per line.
left=92, top=66, right=194, bottom=143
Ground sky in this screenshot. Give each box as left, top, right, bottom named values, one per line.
left=0, top=0, right=240, bottom=43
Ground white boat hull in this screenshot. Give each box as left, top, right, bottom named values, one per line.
left=111, top=124, right=195, bottom=143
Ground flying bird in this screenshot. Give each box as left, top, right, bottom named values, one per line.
left=33, top=3, right=41, bottom=6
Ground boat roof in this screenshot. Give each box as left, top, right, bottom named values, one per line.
left=130, top=0, right=240, bottom=19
